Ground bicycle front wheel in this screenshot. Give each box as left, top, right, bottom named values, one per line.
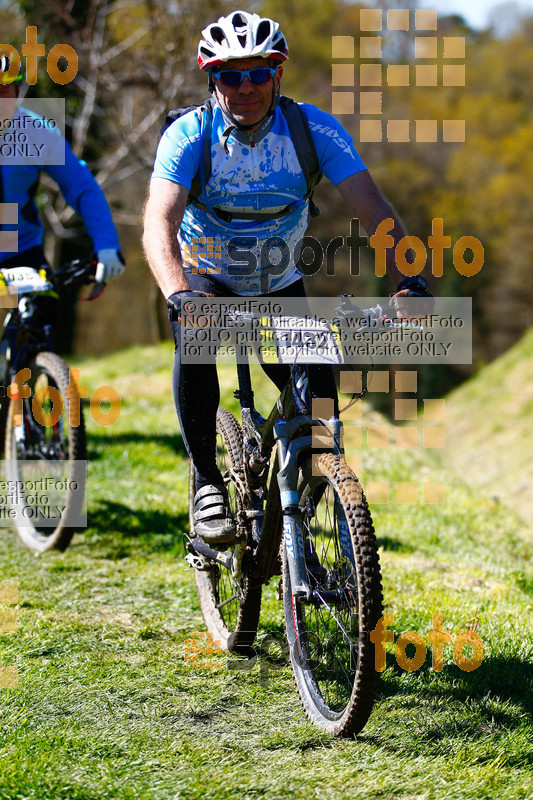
left=4, top=352, right=86, bottom=552
left=283, top=453, right=382, bottom=737
left=192, top=408, right=261, bottom=653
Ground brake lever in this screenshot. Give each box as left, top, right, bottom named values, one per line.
left=81, top=282, right=106, bottom=302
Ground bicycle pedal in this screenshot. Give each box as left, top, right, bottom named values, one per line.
left=185, top=552, right=213, bottom=571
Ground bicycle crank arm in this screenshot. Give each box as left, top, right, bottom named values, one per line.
left=189, top=536, right=233, bottom=570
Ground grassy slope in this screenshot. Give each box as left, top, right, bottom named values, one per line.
left=0, top=343, right=531, bottom=800
left=443, top=327, right=533, bottom=522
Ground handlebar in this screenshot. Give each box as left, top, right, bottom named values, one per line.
left=209, top=297, right=424, bottom=335
left=53, top=258, right=104, bottom=300
left=332, top=297, right=425, bottom=333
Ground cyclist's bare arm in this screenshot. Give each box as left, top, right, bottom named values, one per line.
left=336, top=170, right=408, bottom=288
left=142, top=178, right=191, bottom=298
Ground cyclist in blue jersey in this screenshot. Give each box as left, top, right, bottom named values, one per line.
left=143, top=10, right=432, bottom=544
left=0, top=57, right=124, bottom=282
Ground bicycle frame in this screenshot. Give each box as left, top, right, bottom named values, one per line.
left=0, top=260, right=98, bottom=382
left=231, top=355, right=345, bottom=602
left=189, top=298, right=418, bottom=589
left=1, top=307, right=52, bottom=373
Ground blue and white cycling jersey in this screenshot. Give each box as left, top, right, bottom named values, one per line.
left=152, top=101, right=366, bottom=295
left=0, top=107, right=120, bottom=263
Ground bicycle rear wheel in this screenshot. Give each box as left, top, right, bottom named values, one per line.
left=4, top=351, right=86, bottom=552
left=283, top=452, right=382, bottom=736
left=192, top=408, right=261, bottom=652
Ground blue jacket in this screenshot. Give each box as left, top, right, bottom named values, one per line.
left=0, top=106, right=120, bottom=263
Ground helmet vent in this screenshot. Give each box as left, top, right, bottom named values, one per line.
left=256, top=20, right=272, bottom=45
left=237, top=34, right=247, bottom=47
left=232, top=13, right=247, bottom=30
left=210, top=26, right=227, bottom=45
left=273, top=36, right=287, bottom=54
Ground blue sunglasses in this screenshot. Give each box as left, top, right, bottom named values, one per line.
left=212, top=66, right=278, bottom=87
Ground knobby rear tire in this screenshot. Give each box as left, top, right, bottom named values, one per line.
left=4, top=351, right=86, bottom=553
left=192, top=408, right=261, bottom=653
left=282, top=452, right=382, bottom=737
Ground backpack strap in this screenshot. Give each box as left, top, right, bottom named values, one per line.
left=195, top=97, right=215, bottom=203
left=160, top=106, right=198, bottom=137
left=159, top=99, right=214, bottom=202
left=279, top=96, right=322, bottom=216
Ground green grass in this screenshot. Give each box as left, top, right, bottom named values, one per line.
left=0, top=343, right=532, bottom=800
left=443, top=327, right=533, bottom=522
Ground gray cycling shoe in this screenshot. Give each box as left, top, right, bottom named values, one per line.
left=193, top=484, right=236, bottom=545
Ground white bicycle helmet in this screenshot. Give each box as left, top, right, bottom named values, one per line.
left=198, top=10, right=289, bottom=70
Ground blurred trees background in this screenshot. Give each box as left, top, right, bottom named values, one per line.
left=2, top=0, right=532, bottom=400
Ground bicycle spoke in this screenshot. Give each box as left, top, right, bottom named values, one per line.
left=216, top=592, right=239, bottom=609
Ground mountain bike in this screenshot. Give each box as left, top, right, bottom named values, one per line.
left=0, top=259, right=102, bottom=553
left=184, top=297, right=415, bottom=737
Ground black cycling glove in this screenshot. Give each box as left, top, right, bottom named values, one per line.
left=167, top=290, right=207, bottom=322
left=391, top=276, right=435, bottom=314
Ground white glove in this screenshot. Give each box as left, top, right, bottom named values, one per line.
left=95, top=249, right=125, bottom=283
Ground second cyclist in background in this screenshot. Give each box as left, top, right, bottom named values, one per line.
left=0, top=57, right=124, bottom=283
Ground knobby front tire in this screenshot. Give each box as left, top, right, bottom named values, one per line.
left=4, top=351, right=86, bottom=553
left=192, top=408, right=261, bottom=653
left=282, top=453, right=383, bottom=737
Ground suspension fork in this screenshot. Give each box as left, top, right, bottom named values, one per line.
left=274, top=415, right=345, bottom=600
left=274, top=417, right=313, bottom=600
